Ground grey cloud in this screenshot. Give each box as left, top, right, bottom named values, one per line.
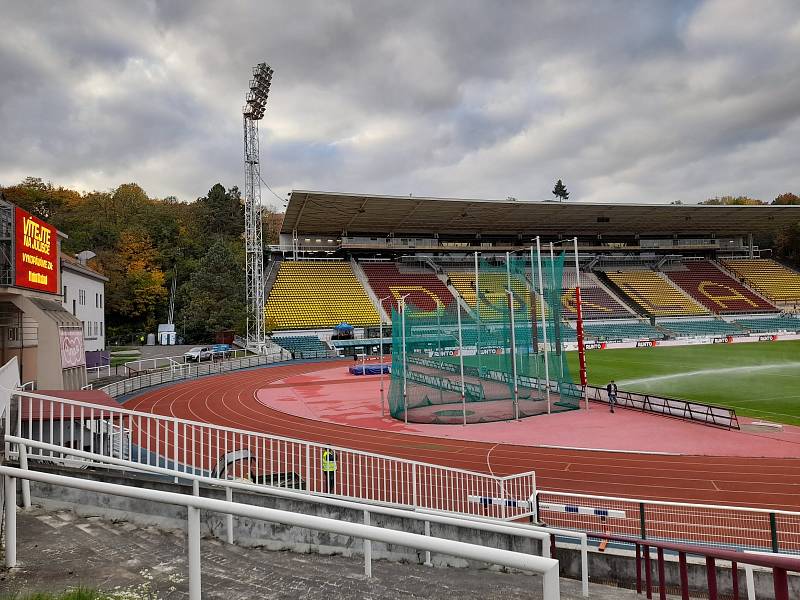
left=1, top=0, right=799, bottom=206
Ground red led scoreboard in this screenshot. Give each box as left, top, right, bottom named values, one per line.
left=14, top=206, right=59, bottom=294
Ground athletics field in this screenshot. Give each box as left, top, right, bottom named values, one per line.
left=435, top=340, right=800, bottom=425
left=566, top=340, right=800, bottom=426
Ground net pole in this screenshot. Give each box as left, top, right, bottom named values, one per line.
left=574, top=236, right=589, bottom=412
left=474, top=251, right=481, bottom=375
left=550, top=242, right=565, bottom=380
left=436, top=300, right=443, bottom=405
left=507, top=288, right=519, bottom=421
left=401, top=296, right=408, bottom=424
left=536, top=237, right=551, bottom=415
left=457, top=301, right=467, bottom=426
left=506, top=252, right=518, bottom=418
left=379, top=307, right=384, bottom=417
left=530, top=245, right=542, bottom=401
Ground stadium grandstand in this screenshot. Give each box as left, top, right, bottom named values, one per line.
left=266, top=191, right=800, bottom=348
left=721, top=258, right=800, bottom=305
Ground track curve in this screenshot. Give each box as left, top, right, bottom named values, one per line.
left=125, top=361, right=800, bottom=511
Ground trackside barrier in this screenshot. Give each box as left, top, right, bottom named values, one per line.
left=536, top=491, right=800, bottom=556
left=588, top=386, right=740, bottom=430
left=122, top=348, right=257, bottom=374
left=588, top=532, right=800, bottom=600
left=6, top=389, right=537, bottom=522
left=8, top=436, right=591, bottom=596
left=101, top=351, right=288, bottom=398
left=1, top=466, right=561, bottom=600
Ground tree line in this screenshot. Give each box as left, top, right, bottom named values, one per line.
left=1, top=177, right=282, bottom=345
left=0, top=177, right=798, bottom=345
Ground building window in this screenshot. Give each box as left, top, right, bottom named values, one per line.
left=96, top=293, right=99, bottom=308
left=63, top=285, right=67, bottom=301
left=79, top=290, right=86, bottom=305
left=8, top=328, right=19, bottom=341
left=100, top=322, right=103, bottom=335
left=100, top=294, right=103, bottom=308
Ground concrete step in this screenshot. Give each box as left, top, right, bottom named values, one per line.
left=5, top=508, right=640, bottom=600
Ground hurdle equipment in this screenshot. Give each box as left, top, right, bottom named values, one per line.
left=539, top=501, right=626, bottom=520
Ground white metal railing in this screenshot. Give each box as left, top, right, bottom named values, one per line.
left=100, top=351, right=288, bottom=398
left=1, top=466, right=560, bottom=600
left=536, top=490, right=800, bottom=556
left=122, top=348, right=256, bottom=374
left=8, top=389, right=537, bottom=522
left=9, top=435, right=588, bottom=596
left=86, top=365, right=112, bottom=379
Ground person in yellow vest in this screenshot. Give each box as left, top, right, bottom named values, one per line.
left=321, top=447, right=337, bottom=493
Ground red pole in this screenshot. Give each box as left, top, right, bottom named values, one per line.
left=550, top=533, right=557, bottom=561
left=706, top=556, right=718, bottom=600
left=644, top=545, right=652, bottom=599
left=773, top=568, right=789, bottom=600
left=657, top=547, right=666, bottom=600
left=636, top=543, right=642, bottom=594
left=731, top=561, right=739, bottom=600
left=678, top=551, right=689, bottom=600
left=575, top=286, right=588, bottom=388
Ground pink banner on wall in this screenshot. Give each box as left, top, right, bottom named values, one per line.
left=59, top=328, right=86, bottom=368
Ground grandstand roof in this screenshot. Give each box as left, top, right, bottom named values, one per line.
left=283, top=191, right=800, bottom=237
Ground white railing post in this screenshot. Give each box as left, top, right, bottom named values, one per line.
left=424, top=520, right=432, bottom=566
left=363, top=509, right=372, bottom=577
left=192, top=479, right=200, bottom=496
left=173, top=421, right=179, bottom=472
left=542, top=564, right=560, bottom=600
left=187, top=506, right=201, bottom=600
left=305, top=444, right=311, bottom=493
left=18, top=443, right=31, bottom=509
left=412, top=464, right=418, bottom=508
left=4, top=475, right=16, bottom=567
left=225, top=486, right=234, bottom=544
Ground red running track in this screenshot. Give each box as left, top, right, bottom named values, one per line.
left=125, top=361, right=800, bottom=511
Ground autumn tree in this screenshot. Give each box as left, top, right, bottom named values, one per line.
left=773, top=193, right=800, bottom=205
left=103, top=229, right=168, bottom=335
left=700, top=196, right=767, bottom=205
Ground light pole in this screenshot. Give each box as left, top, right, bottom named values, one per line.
left=378, top=295, right=391, bottom=417
left=242, top=62, right=273, bottom=353
left=399, top=293, right=411, bottom=425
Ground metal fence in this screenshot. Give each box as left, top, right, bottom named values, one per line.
left=8, top=389, right=536, bottom=521
left=536, top=490, right=800, bottom=556
left=587, top=385, right=740, bottom=429
left=100, top=351, right=287, bottom=398
left=2, top=466, right=561, bottom=600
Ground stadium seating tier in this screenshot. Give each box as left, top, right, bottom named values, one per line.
left=265, top=261, right=380, bottom=330
left=604, top=270, right=708, bottom=317
left=666, top=261, right=776, bottom=314
left=361, top=263, right=455, bottom=315
left=273, top=335, right=331, bottom=359
left=721, top=259, right=800, bottom=304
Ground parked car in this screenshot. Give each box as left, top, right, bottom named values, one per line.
left=184, top=346, right=213, bottom=362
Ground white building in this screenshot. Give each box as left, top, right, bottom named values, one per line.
left=61, top=255, right=108, bottom=352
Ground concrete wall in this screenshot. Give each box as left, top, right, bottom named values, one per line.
left=21, top=466, right=800, bottom=598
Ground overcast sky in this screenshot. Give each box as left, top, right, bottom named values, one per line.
left=2, top=1, right=799, bottom=208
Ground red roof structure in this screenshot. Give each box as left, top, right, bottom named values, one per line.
left=20, top=390, right=119, bottom=420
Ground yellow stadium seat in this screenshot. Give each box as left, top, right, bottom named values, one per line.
left=265, top=261, right=380, bottom=330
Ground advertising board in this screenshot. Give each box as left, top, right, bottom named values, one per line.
left=14, top=207, right=58, bottom=294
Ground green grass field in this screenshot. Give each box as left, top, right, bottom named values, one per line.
left=434, top=340, right=800, bottom=425
left=566, top=341, right=800, bottom=426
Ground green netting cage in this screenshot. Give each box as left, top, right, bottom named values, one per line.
left=388, top=250, right=581, bottom=424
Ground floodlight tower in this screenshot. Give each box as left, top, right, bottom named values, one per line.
left=243, top=62, right=273, bottom=352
